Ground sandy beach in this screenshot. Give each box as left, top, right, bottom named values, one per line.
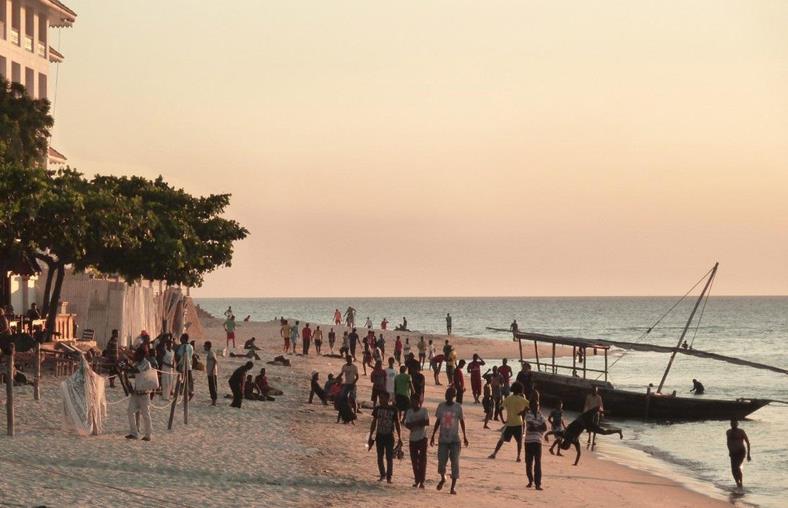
left=0, top=317, right=729, bottom=507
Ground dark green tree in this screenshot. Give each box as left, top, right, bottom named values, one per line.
left=0, top=76, right=53, bottom=167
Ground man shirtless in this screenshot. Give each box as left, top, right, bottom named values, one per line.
left=727, top=420, right=751, bottom=488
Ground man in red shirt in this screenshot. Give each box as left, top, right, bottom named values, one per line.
left=466, top=354, right=486, bottom=403
left=453, top=359, right=467, bottom=404
left=302, top=323, right=313, bottom=355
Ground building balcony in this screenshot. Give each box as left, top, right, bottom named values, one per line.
left=24, top=34, right=33, bottom=52
left=10, top=28, right=19, bottom=45
left=49, top=46, right=64, bottom=63
left=37, top=41, right=46, bottom=58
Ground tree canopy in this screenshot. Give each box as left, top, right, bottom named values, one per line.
left=0, top=76, right=53, bottom=167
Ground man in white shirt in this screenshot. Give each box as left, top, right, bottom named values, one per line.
left=385, top=357, right=397, bottom=397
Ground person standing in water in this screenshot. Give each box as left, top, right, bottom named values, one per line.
left=334, top=308, right=342, bottom=326
left=727, top=420, right=751, bottom=488
left=690, top=378, right=705, bottom=395
left=446, top=313, right=452, bottom=335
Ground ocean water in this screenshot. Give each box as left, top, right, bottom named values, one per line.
left=196, top=296, right=788, bottom=506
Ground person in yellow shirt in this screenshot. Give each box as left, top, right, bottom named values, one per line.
left=487, top=381, right=529, bottom=461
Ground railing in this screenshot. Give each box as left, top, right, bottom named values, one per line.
left=55, top=314, right=76, bottom=341
left=37, top=41, right=46, bottom=58
left=23, top=34, right=33, bottom=52
left=10, top=27, right=19, bottom=45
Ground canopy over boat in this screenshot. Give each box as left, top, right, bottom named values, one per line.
left=515, top=331, right=788, bottom=376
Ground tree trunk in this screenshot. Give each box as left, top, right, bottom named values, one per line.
left=34, top=254, right=56, bottom=315
left=45, top=263, right=65, bottom=341
left=41, top=263, right=54, bottom=316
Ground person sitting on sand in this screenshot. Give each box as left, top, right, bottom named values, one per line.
left=244, top=337, right=261, bottom=351
left=309, top=371, right=328, bottom=405
left=244, top=374, right=262, bottom=400
left=324, top=373, right=339, bottom=401
left=255, top=367, right=280, bottom=398
left=430, top=386, right=469, bottom=495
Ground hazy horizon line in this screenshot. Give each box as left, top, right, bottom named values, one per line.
left=193, top=294, right=788, bottom=300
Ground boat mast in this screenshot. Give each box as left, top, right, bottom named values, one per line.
left=656, top=262, right=718, bottom=393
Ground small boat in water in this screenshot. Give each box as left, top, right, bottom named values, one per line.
left=513, top=263, right=784, bottom=421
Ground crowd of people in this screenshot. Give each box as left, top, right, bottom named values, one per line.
left=101, top=305, right=754, bottom=494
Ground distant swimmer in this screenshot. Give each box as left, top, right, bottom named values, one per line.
left=690, top=378, right=705, bottom=395
left=727, top=419, right=751, bottom=488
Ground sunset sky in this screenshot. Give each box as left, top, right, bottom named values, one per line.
left=52, top=1, right=787, bottom=297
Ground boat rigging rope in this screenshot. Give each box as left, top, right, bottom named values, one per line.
left=600, top=265, right=715, bottom=379
left=688, top=271, right=715, bottom=350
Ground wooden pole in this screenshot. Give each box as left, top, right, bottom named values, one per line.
left=6, top=343, right=15, bottom=436
left=182, top=362, right=189, bottom=425
left=551, top=343, right=556, bottom=374
left=657, top=262, right=718, bottom=393
left=572, top=346, right=576, bottom=376
left=33, top=343, right=41, bottom=401
left=167, top=374, right=182, bottom=430
left=604, top=349, right=608, bottom=382
left=517, top=335, right=524, bottom=365
left=533, top=341, right=541, bottom=372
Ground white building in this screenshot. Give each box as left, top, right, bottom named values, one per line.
left=0, top=0, right=75, bottom=164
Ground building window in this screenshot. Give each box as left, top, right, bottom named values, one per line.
left=0, top=56, right=6, bottom=78
left=0, top=3, right=6, bottom=40
left=23, top=6, right=33, bottom=52
left=37, top=14, right=47, bottom=57
left=11, top=1, right=20, bottom=46
left=38, top=72, right=47, bottom=99
left=11, top=61, right=20, bottom=84
left=25, top=66, right=34, bottom=96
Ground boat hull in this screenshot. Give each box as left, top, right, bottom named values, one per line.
left=531, top=371, right=769, bottom=421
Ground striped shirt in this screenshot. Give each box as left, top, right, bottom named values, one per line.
left=524, top=410, right=547, bottom=443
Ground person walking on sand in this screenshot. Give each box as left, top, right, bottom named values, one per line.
left=339, top=355, right=360, bottom=414
left=349, top=327, right=359, bottom=359
left=290, top=321, right=300, bottom=354
left=302, top=323, right=312, bottom=355
left=499, top=358, right=512, bottom=397
left=224, top=314, right=237, bottom=350
left=524, top=397, right=548, bottom=490
left=368, top=391, right=402, bottom=483
left=727, top=419, right=751, bottom=488
left=482, top=375, right=494, bottom=428
left=453, top=359, right=466, bottom=404
left=394, top=336, right=403, bottom=364
left=328, top=327, right=336, bottom=354
left=403, top=337, right=411, bottom=359
left=395, top=365, right=414, bottom=421
left=446, top=313, right=452, bottom=335
left=371, top=360, right=387, bottom=406
left=467, top=354, right=486, bottom=403
left=345, top=306, right=356, bottom=328
left=376, top=333, right=386, bottom=356
left=229, top=361, right=254, bottom=408
left=405, top=394, right=429, bottom=488
left=204, top=341, right=219, bottom=406
left=310, top=326, right=322, bottom=354
left=417, top=336, right=427, bottom=369
left=488, top=381, right=529, bottom=461
left=430, top=387, right=469, bottom=495
left=334, top=308, right=342, bottom=326
left=385, top=357, right=397, bottom=398
left=159, top=339, right=174, bottom=400
left=125, top=348, right=156, bottom=441
left=281, top=319, right=291, bottom=353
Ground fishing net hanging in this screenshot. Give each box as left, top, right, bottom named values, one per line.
left=61, top=355, right=107, bottom=436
